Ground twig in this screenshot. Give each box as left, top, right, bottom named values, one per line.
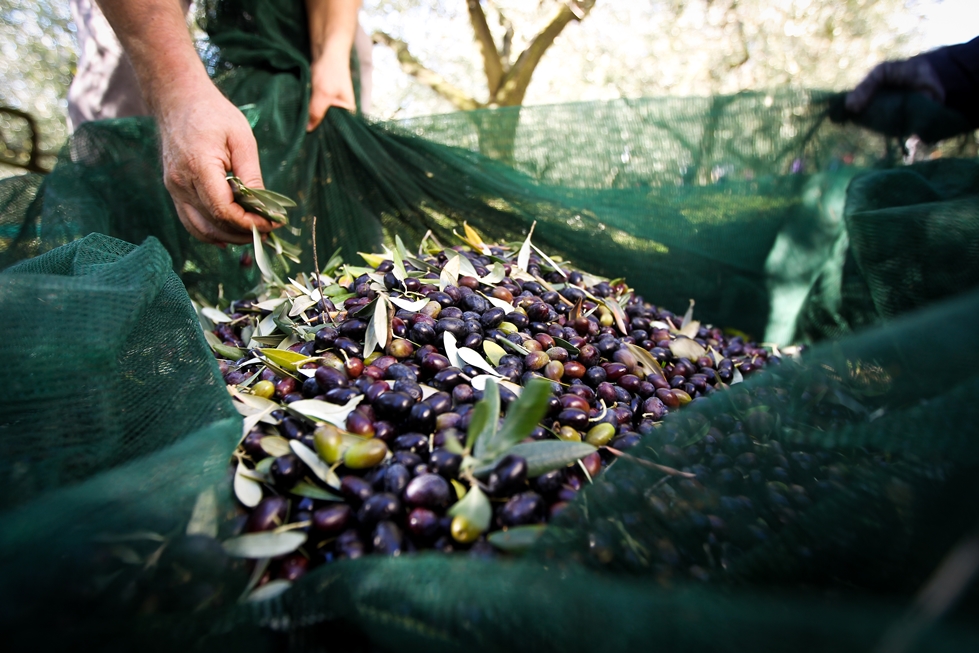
left=312, top=215, right=326, bottom=325
left=604, top=447, right=696, bottom=478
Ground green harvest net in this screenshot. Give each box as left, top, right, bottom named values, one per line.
left=3, top=0, right=979, bottom=650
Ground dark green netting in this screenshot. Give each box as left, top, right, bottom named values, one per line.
left=2, top=0, right=979, bottom=649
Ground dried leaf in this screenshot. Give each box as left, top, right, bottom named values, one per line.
left=439, top=255, right=461, bottom=291
left=234, top=463, right=264, bottom=508
left=222, top=531, right=307, bottom=559
left=290, top=440, right=341, bottom=488
left=463, top=222, right=490, bottom=254
left=516, top=221, right=537, bottom=272
left=678, top=320, right=701, bottom=339
left=358, top=252, right=386, bottom=268
left=602, top=298, right=629, bottom=335
left=625, top=343, right=664, bottom=378
left=260, top=435, right=292, bottom=458
left=670, top=337, right=707, bottom=361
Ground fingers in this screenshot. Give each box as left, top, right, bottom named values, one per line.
left=175, top=200, right=252, bottom=246
left=846, top=62, right=887, bottom=114
left=307, top=58, right=357, bottom=132
left=846, top=58, right=946, bottom=114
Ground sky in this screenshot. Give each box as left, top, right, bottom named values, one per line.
left=920, top=0, right=979, bottom=49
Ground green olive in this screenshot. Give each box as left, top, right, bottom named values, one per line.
left=585, top=423, right=616, bottom=447
left=342, top=438, right=389, bottom=469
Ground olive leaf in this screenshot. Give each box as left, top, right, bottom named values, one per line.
left=203, top=330, right=243, bottom=360
left=187, top=487, right=220, bottom=538
left=290, top=481, right=343, bottom=500
left=478, top=262, right=506, bottom=285
left=457, top=346, right=500, bottom=376
left=234, top=461, right=264, bottom=508
left=222, top=531, right=307, bottom=559
left=470, top=374, right=523, bottom=396
left=531, top=244, right=567, bottom=278
left=483, top=340, right=507, bottom=366
left=552, top=337, right=579, bottom=355
left=288, top=394, right=364, bottom=427
left=731, top=365, right=744, bottom=384
left=245, top=579, right=292, bottom=603
left=228, top=174, right=296, bottom=224
left=516, top=221, right=537, bottom=272
left=259, top=435, right=292, bottom=458
left=487, top=525, right=546, bottom=553
left=447, top=485, right=492, bottom=532
left=482, top=377, right=552, bottom=460
left=290, top=440, right=342, bottom=489
left=444, top=331, right=463, bottom=369
left=251, top=225, right=277, bottom=282
left=602, top=298, right=629, bottom=334
left=461, top=222, right=490, bottom=254
left=201, top=306, right=232, bottom=324
left=475, top=441, right=596, bottom=478
left=452, top=253, right=481, bottom=280
left=261, top=348, right=313, bottom=373
left=389, top=296, right=430, bottom=312
left=495, top=336, right=529, bottom=356
left=469, top=377, right=500, bottom=457
left=482, top=293, right=515, bottom=312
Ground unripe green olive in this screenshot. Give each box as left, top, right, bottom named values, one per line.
left=585, top=423, right=616, bottom=447
left=343, top=438, right=389, bottom=469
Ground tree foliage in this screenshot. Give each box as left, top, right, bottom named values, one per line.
left=0, top=0, right=75, bottom=175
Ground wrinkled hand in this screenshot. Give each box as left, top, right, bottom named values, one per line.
left=846, top=56, right=945, bottom=114
left=158, top=81, right=277, bottom=245
left=307, top=51, right=356, bottom=132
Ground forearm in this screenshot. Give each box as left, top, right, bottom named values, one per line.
left=306, top=0, right=361, bottom=63
left=94, top=0, right=208, bottom=119
left=922, top=36, right=979, bottom=127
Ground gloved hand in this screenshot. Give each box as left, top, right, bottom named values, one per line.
left=846, top=55, right=945, bottom=114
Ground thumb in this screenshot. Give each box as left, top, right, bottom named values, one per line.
left=228, top=125, right=264, bottom=190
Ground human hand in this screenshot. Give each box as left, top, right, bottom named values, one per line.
left=307, top=49, right=356, bottom=132
left=157, top=80, right=278, bottom=245
left=845, top=56, right=945, bottom=115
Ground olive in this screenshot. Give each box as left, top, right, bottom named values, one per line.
left=340, top=475, right=374, bottom=506
left=312, top=504, right=352, bottom=535
left=374, top=391, right=414, bottom=420
left=372, top=521, right=403, bottom=556
left=345, top=411, right=375, bottom=437
left=246, top=496, right=288, bottom=532
left=404, top=474, right=452, bottom=509
left=278, top=554, right=310, bottom=581
left=429, top=449, right=462, bottom=478
left=405, top=402, right=436, bottom=434
left=357, top=493, right=402, bottom=526
left=498, top=492, right=545, bottom=527
left=532, top=469, right=565, bottom=495
left=556, top=408, right=589, bottom=431
left=407, top=508, right=441, bottom=539
left=584, top=366, right=607, bottom=387
left=270, top=454, right=304, bottom=487
left=486, top=454, right=528, bottom=496
left=410, top=322, right=437, bottom=345
left=586, top=423, right=616, bottom=446
left=436, top=317, right=468, bottom=340
left=343, top=439, right=389, bottom=469
left=393, top=433, right=430, bottom=458
left=336, top=529, right=365, bottom=559
left=383, top=463, right=411, bottom=495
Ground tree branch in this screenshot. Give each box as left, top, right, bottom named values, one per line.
left=495, top=0, right=596, bottom=106
left=0, top=106, right=52, bottom=174
left=467, top=0, right=504, bottom=97
left=372, top=31, right=483, bottom=111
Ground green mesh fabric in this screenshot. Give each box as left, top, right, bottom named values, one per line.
left=2, top=0, right=979, bottom=650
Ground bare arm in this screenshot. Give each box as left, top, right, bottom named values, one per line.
left=306, top=0, right=362, bottom=131
left=95, top=0, right=276, bottom=245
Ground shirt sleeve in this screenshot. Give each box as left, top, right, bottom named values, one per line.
left=922, top=36, right=979, bottom=128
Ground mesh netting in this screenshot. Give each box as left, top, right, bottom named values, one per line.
left=2, top=0, right=979, bottom=650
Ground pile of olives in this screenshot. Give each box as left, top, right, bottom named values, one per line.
left=212, top=239, right=783, bottom=589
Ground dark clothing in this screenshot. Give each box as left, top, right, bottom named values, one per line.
left=922, top=36, right=979, bottom=128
